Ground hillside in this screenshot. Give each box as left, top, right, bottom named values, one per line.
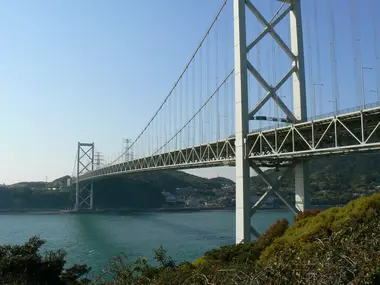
left=7, top=181, right=47, bottom=189
left=2, top=154, right=380, bottom=211
left=51, top=175, right=71, bottom=187
left=250, top=154, right=380, bottom=204
left=6, top=171, right=233, bottom=193
left=7, top=175, right=71, bottom=190
left=208, top=176, right=235, bottom=185
left=129, top=170, right=234, bottom=193
left=251, top=153, right=380, bottom=188
left=0, top=171, right=234, bottom=211
left=91, top=177, right=165, bottom=209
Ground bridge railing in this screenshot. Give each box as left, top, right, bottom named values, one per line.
left=246, top=100, right=380, bottom=135
left=310, top=101, right=380, bottom=121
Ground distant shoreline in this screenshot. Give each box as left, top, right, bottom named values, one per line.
left=0, top=207, right=284, bottom=215
left=0, top=205, right=334, bottom=215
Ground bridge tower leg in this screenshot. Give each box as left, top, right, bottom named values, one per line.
left=74, top=142, right=95, bottom=211
left=290, top=0, right=309, bottom=212
left=233, top=0, right=308, bottom=243
left=233, top=0, right=251, bottom=244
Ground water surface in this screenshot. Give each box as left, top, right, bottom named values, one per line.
left=0, top=210, right=293, bottom=275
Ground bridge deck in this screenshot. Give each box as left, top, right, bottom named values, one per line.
left=75, top=106, right=380, bottom=182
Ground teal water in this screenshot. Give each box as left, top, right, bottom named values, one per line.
left=0, top=211, right=293, bottom=277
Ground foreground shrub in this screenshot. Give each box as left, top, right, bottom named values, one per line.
left=259, top=193, right=380, bottom=263
left=294, top=208, right=321, bottom=222
left=256, top=218, right=289, bottom=248
left=253, top=217, right=380, bottom=285
left=120, top=194, right=380, bottom=284
left=203, top=218, right=289, bottom=264
left=94, top=246, right=178, bottom=285
left=0, top=236, right=90, bottom=285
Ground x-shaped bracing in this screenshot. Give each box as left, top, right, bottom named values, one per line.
left=78, top=147, right=93, bottom=175
left=75, top=143, right=94, bottom=210
left=245, top=0, right=299, bottom=123
left=78, top=184, right=92, bottom=208
left=249, top=160, right=299, bottom=238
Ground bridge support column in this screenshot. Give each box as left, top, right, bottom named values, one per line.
left=294, top=162, right=309, bottom=211
left=233, top=0, right=307, bottom=242
left=249, top=162, right=299, bottom=237
left=290, top=0, right=309, bottom=212
left=90, top=182, right=94, bottom=209
left=233, top=0, right=251, bottom=244
left=74, top=142, right=95, bottom=211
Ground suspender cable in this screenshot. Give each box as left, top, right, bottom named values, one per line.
left=216, top=19, right=220, bottom=141
left=328, top=0, right=340, bottom=111
left=192, top=56, right=196, bottom=145
left=224, top=11, right=229, bottom=138
left=179, top=78, right=183, bottom=149
left=102, top=0, right=228, bottom=166
left=313, top=0, right=322, bottom=116
left=186, top=62, right=189, bottom=148
left=206, top=34, right=211, bottom=143
left=306, top=9, right=314, bottom=119
left=154, top=70, right=234, bottom=155
left=257, top=37, right=262, bottom=129
left=371, top=0, right=380, bottom=102
left=270, top=1, right=279, bottom=128
left=199, top=47, right=203, bottom=145
left=350, top=0, right=362, bottom=106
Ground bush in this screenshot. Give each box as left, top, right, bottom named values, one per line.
left=256, top=218, right=289, bottom=248
left=192, top=257, right=206, bottom=267
left=260, top=193, right=380, bottom=264
left=253, top=217, right=380, bottom=285
left=201, top=218, right=288, bottom=266
left=94, top=246, right=180, bottom=284
left=293, top=208, right=321, bottom=222
left=0, top=236, right=90, bottom=285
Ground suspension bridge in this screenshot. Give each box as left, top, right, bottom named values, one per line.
left=70, top=0, right=380, bottom=244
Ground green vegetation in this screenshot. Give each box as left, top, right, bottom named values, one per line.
left=0, top=236, right=91, bottom=285
left=129, top=170, right=234, bottom=193
left=253, top=155, right=380, bottom=206
left=0, top=171, right=232, bottom=211
left=0, top=186, right=71, bottom=210
left=0, top=178, right=165, bottom=211
left=97, top=193, right=380, bottom=284
left=2, top=154, right=380, bottom=212
left=2, top=194, right=379, bottom=284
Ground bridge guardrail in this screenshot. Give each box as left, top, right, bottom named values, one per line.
left=248, top=100, right=380, bottom=134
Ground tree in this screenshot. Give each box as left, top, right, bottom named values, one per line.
left=0, top=236, right=91, bottom=285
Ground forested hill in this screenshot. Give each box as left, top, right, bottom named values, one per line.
left=2, top=154, right=380, bottom=211
left=251, top=154, right=380, bottom=189
left=91, top=171, right=235, bottom=209
left=0, top=170, right=234, bottom=211
left=128, top=170, right=234, bottom=193
left=251, top=154, right=380, bottom=204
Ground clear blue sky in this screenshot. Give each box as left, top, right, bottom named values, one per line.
left=1, top=0, right=379, bottom=184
